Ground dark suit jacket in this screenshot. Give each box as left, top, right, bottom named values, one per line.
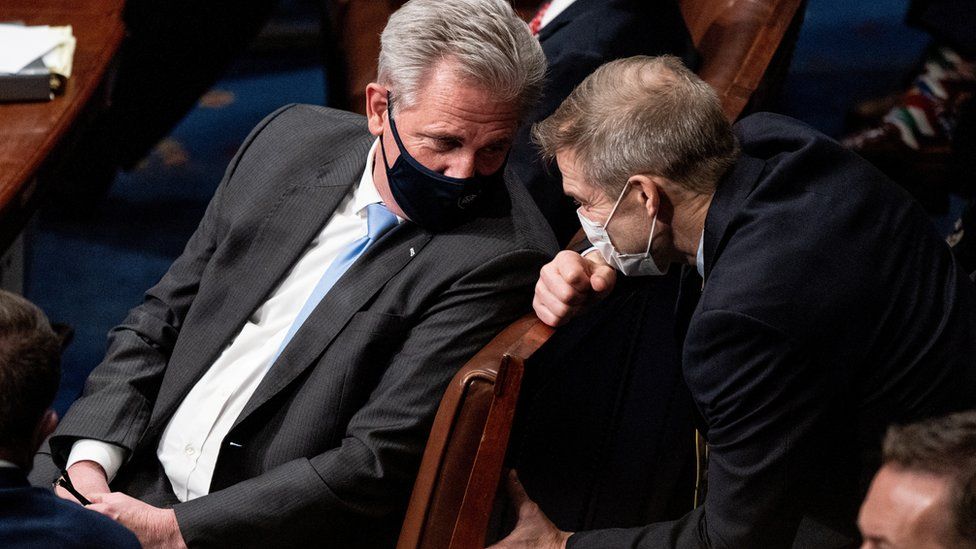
left=509, top=0, right=697, bottom=244
left=568, top=113, right=976, bottom=548
left=30, top=105, right=557, bottom=547
left=908, top=0, right=976, bottom=56
left=0, top=467, right=140, bottom=548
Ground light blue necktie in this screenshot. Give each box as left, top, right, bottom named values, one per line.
left=274, top=203, right=398, bottom=360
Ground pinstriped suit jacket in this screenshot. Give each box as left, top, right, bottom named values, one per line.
left=31, top=105, right=557, bottom=548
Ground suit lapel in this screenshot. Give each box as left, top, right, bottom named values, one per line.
left=150, top=133, right=375, bottom=428
left=232, top=221, right=432, bottom=429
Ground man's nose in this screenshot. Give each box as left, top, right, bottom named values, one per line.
left=443, top=154, right=476, bottom=179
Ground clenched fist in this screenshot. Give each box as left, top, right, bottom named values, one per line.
left=533, top=250, right=616, bottom=327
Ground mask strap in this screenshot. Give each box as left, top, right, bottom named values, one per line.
left=645, top=212, right=657, bottom=256
left=386, top=92, right=411, bottom=155
left=380, top=92, right=405, bottom=172
left=603, top=182, right=632, bottom=229
left=379, top=128, right=393, bottom=172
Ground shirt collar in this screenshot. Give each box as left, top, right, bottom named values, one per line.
left=354, top=139, right=403, bottom=222
left=539, top=0, right=577, bottom=29
left=0, top=459, right=20, bottom=469
left=695, top=230, right=705, bottom=278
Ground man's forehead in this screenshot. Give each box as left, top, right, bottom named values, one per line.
left=863, top=466, right=954, bottom=547
left=399, top=62, right=519, bottom=123
left=557, top=150, right=605, bottom=199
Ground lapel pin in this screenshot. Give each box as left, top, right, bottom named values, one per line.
left=409, top=247, right=416, bottom=257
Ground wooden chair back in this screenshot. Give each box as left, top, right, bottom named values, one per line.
left=396, top=317, right=552, bottom=549
left=680, top=0, right=805, bottom=119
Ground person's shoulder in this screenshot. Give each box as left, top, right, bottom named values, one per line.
left=0, top=488, right=140, bottom=548
left=250, top=104, right=370, bottom=147
left=220, top=104, right=373, bottom=197
left=55, top=496, right=141, bottom=548
left=732, top=112, right=913, bottom=210
left=733, top=112, right=838, bottom=159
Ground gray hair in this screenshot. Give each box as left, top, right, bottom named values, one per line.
left=532, top=55, right=739, bottom=197
left=378, top=0, right=546, bottom=115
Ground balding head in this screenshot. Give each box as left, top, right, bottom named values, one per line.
left=532, top=55, right=739, bottom=200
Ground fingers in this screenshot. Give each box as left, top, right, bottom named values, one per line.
left=505, top=470, right=530, bottom=509
left=86, top=493, right=121, bottom=521
left=86, top=493, right=140, bottom=524
left=534, top=251, right=611, bottom=327
left=551, top=251, right=594, bottom=294
left=588, top=264, right=616, bottom=296
left=534, top=278, right=573, bottom=327
left=541, top=265, right=588, bottom=306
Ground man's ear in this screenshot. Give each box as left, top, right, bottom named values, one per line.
left=630, top=174, right=661, bottom=218
left=31, top=409, right=58, bottom=455
left=365, top=83, right=389, bottom=137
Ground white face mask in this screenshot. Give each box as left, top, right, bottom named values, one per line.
left=577, top=183, right=668, bottom=277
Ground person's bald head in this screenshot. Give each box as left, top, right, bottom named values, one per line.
left=532, top=55, right=739, bottom=201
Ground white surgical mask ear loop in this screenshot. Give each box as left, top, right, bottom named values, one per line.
left=645, top=212, right=657, bottom=257
left=603, top=182, right=631, bottom=229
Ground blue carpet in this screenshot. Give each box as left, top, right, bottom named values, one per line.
left=780, top=0, right=930, bottom=136
left=28, top=0, right=953, bottom=416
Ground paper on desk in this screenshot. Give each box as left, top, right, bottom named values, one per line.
left=0, top=24, right=75, bottom=75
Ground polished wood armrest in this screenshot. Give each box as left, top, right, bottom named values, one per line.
left=0, top=0, right=125, bottom=249
left=397, top=316, right=552, bottom=549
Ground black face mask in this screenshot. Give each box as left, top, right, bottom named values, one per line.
left=380, top=95, right=505, bottom=232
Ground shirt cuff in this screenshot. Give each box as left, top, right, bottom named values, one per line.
left=66, top=440, right=126, bottom=482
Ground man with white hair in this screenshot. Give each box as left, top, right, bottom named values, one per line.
left=493, top=55, right=976, bottom=548
left=30, top=1, right=553, bottom=547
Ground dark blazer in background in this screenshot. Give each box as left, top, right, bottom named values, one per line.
left=509, top=0, right=698, bottom=245
left=568, top=113, right=976, bottom=548
left=908, top=0, right=976, bottom=56
left=31, top=106, right=557, bottom=548
left=0, top=468, right=140, bottom=548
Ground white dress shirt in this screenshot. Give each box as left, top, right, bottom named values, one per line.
left=0, top=459, right=19, bottom=469
left=67, top=139, right=395, bottom=502
left=539, top=0, right=577, bottom=30
left=696, top=231, right=705, bottom=278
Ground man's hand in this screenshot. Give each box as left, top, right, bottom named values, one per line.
left=533, top=250, right=616, bottom=327
left=487, top=471, right=571, bottom=549
left=55, top=460, right=110, bottom=505
left=88, top=492, right=188, bottom=549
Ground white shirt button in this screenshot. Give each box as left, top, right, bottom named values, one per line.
left=184, top=444, right=195, bottom=456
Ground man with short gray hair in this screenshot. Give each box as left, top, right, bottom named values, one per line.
left=31, top=1, right=554, bottom=546
left=493, top=55, right=976, bottom=548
